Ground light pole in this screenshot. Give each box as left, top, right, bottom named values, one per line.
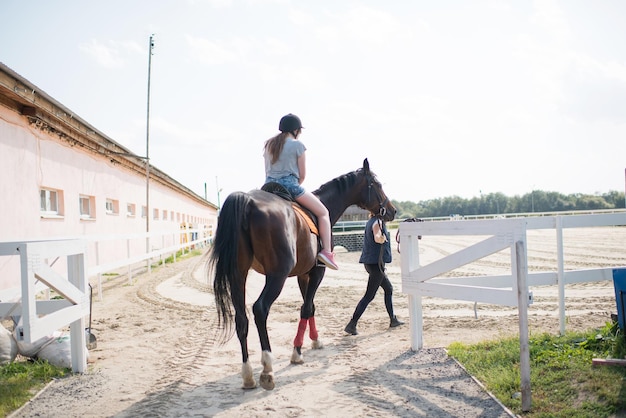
left=146, top=34, right=155, bottom=268
left=216, top=176, right=222, bottom=214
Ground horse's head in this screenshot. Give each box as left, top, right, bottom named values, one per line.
left=356, top=158, right=396, bottom=222
left=314, top=158, right=396, bottom=223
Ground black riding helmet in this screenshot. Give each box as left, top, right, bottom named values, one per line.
left=279, top=113, right=303, bottom=133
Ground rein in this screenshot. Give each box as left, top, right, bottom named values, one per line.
left=394, top=217, right=424, bottom=253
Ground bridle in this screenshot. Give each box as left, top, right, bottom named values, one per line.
left=366, top=173, right=389, bottom=219
left=364, top=173, right=390, bottom=271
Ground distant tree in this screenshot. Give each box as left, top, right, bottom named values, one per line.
left=391, top=190, right=625, bottom=219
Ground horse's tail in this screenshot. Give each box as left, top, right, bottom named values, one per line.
left=208, top=191, right=251, bottom=344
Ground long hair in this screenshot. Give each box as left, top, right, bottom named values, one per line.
left=264, top=132, right=290, bottom=164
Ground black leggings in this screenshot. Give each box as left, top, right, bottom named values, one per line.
left=350, top=263, right=394, bottom=322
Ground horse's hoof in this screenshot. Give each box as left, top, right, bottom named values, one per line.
left=290, top=347, right=304, bottom=364
left=241, top=361, right=256, bottom=389
left=259, top=373, right=275, bottom=390
left=312, top=339, right=323, bottom=349
left=242, top=380, right=257, bottom=390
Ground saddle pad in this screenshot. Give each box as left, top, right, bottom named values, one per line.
left=292, top=204, right=319, bottom=236
left=260, top=182, right=294, bottom=201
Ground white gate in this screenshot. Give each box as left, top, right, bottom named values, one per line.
left=0, top=239, right=89, bottom=373
left=399, top=212, right=626, bottom=412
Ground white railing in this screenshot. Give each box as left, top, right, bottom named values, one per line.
left=399, top=212, right=626, bottom=347
left=399, top=211, right=626, bottom=412
left=0, top=240, right=89, bottom=373
left=0, top=228, right=212, bottom=372
left=85, top=228, right=211, bottom=300
left=388, top=208, right=626, bottom=226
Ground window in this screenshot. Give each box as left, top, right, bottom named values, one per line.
left=79, top=195, right=95, bottom=219
left=40, top=188, right=64, bottom=217
left=105, top=198, right=119, bottom=215
left=127, top=203, right=136, bottom=217
left=141, top=205, right=147, bottom=218
left=153, top=208, right=159, bottom=220
left=163, top=210, right=168, bottom=221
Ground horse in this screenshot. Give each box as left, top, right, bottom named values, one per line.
left=209, top=158, right=396, bottom=390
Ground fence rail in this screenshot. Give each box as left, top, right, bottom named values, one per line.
left=399, top=211, right=626, bottom=411
left=0, top=228, right=212, bottom=372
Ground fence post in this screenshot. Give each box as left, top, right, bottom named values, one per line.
left=556, top=216, right=565, bottom=335
left=68, top=251, right=87, bottom=373
left=401, top=228, right=422, bottom=351
left=515, top=240, right=532, bottom=412
left=161, top=235, right=166, bottom=266
left=95, top=241, right=103, bottom=301
left=127, top=238, right=133, bottom=285
left=173, top=233, right=177, bottom=262
left=409, top=294, right=423, bottom=350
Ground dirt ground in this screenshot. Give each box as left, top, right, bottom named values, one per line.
left=9, top=226, right=625, bottom=418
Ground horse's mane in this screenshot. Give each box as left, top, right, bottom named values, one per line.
left=313, top=167, right=377, bottom=197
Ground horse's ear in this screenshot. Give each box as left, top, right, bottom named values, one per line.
left=363, top=158, right=370, bottom=173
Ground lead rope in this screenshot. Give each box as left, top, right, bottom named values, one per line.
left=377, top=218, right=386, bottom=272
left=395, top=217, right=424, bottom=254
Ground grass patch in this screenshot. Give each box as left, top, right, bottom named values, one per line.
left=0, top=359, right=69, bottom=416
left=448, top=320, right=626, bottom=417
left=151, top=248, right=204, bottom=268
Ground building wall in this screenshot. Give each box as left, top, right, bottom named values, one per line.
left=0, top=86, right=216, bottom=291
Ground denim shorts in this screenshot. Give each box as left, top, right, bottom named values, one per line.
left=265, top=175, right=305, bottom=198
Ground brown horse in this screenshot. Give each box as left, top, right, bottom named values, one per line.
left=209, top=158, right=396, bottom=390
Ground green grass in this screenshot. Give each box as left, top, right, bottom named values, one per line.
left=448, top=320, right=626, bottom=417
left=0, top=359, right=69, bottom=416
left=151, top=248, right=204, bottom=268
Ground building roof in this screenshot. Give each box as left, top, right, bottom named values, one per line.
left=0, top=62, right=217, bottom=210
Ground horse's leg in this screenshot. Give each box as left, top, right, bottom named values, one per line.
left=291, top=266, right=325, bottom=364
left=304, top=266, right=325, bottom=349
left=309, top=316, right=322, bottom=349
left=252, top=274, right=287, bottom=390
left=290, top=274, right=309, bottom=364
left=231, top=271, right=256, bottom=389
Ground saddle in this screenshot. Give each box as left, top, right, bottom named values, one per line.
left=261, top=182, right=319, bottom=236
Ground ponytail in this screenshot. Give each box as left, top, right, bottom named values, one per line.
left=264, top=132, right=289, bottom=164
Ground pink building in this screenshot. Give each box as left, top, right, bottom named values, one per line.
left=0, top=63, right=218, bottom=292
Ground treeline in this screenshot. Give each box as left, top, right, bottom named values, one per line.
left=391, top=190, right=626, bottom=219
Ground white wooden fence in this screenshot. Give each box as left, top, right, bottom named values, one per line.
left=0, top=240, right=89, bottom=372
left=0, top=228, right=211, bottom=373
left=398, top=211, right=626, bottom=412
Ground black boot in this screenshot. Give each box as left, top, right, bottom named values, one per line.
left=389, top=316, right=404, bottom=328
left=344, top=320, right=358, bottom=335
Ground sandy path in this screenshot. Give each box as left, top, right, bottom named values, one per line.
left=10, top=226, right=625, bottom=417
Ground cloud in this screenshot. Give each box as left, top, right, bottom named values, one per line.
left=79, top=39, right=125, bottom=69
left=79, top=39, right=144, bottom=69
left=530, top=0, right=571, bottom=43
left=186, top=34, right=246, bottom=65
left=186, top=0, right=233, bottom=7
left=312, top=5, right=416, bottom=52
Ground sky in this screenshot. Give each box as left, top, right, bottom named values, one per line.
left=1, top=0, right=625, bottom=206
